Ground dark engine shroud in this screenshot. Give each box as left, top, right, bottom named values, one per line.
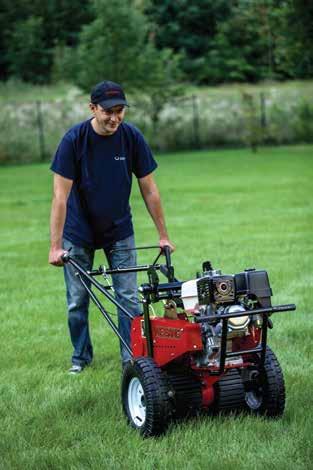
left=235, top=269, right=272, bottom=308
left=197, top=268, right=272, bottom=308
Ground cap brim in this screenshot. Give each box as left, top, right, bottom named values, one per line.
left=97, top=99, right=129, bottom=110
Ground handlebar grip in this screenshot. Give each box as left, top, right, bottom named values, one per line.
left=61, top=251, right=70, bottom=263
left=162, top=245, right=172, bottom=269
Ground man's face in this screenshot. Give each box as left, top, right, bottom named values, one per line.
left=90, top=103, right=126, bottom=135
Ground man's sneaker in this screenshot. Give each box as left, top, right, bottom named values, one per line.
left=68, top=364, right=84, bottom=374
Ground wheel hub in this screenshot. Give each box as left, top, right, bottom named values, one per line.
left=128, top=377, right=146, bottom=427
left=245, top=389, right=263, bottom=410
left=243, top=369, right=264, bottom=410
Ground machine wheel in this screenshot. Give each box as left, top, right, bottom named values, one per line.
left=166, top=371, right=203, bottom=419
left=121, top=357, right=171, bottom=437
left=211, top=368, right=246, bottom=414
left=243, top=346, right=285, bottom=418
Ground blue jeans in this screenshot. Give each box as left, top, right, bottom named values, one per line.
left=63, top=235, right=141, bottom=366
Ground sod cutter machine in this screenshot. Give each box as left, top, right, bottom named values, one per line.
left=62, top=246, right=296, bottom=437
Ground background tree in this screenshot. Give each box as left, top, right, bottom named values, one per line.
left=146, top=0, right=232, bottom=83
left=0, top=0, right=32, bottom=80
left=281, top=0, right=313, bottom=78
left=73, top=0, right=182, bottom=92
left=205, top=0, right=287, bottom=83
left=0, top=0, right=312, bottom=85
left=73, top=0, right=149, bottom=91
left=70, top=0, right=183, bottom=135
left=0, top=0, right=92, bottom=82
left=7, top=16, right=47, bottom=84
left=146, top=0, right=313, bottom=84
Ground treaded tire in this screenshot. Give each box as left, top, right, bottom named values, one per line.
left=211, top=368, right=246, bottom=415
left=166, top=371, right=202, bottom=419
left=244, top=346, right=285, bottom=418
left=121, top=357, right=171, bottom=437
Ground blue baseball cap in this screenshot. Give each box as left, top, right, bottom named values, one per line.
left=90, top=80, right=129, bottom=109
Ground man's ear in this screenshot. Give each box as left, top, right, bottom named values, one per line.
left=89, top=102, right=96, bottom=113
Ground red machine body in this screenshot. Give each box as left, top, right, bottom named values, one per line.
left=131, top=316, right=203, bottom=366
left=131, top=315, right=262, bottom=408
left=63, top=247, right=296, bottom=437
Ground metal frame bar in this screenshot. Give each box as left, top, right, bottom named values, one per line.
left=205, top=303, right=295, bottom=375
left=62, top=251, right=176, bottom=361
left=109, top=245, right=160, bottom=254
left=78, top=274, right=132, bottom=357
left=260, top=314, right=268, bottom=366
left=143, top=299, right=153, bottom=357
left=87, top=264, right=163, bottom=277
left=195, top=304, right=296, bottom=323
left=66, top=256, right=135, bottom=320
left=218, top=318, right=229, bottom=374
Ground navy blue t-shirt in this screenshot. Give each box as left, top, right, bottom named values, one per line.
left=51, top=119, right=157, bottom=249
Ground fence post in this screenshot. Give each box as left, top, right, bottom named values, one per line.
left=36, top=100, right=46, bottom=161
left=192, top=94, right=200, bottom=148
left=260, top=92, right=267, bottom=129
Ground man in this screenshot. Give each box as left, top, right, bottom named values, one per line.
left=49, top=80, right=174, bottom=374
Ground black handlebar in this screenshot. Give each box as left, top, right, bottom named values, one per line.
left=62, top=245, right=174, bottom=281
left=61, top=251, right=70, bottom=263
left=162, top=245, right=172, bottom=270
left=161, top=245, right=175, bottom=282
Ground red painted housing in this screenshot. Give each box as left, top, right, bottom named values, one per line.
left=131, top=316, right=203, bottom=367
left=131, top=316, right=216, bottom=406
left=131, top=317, right=262, bottom=409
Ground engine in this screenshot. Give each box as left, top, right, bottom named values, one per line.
left=181, top=261, right=272, bottom=367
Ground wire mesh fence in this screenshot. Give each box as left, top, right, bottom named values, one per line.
left=1, top=89, right=313, bottom=165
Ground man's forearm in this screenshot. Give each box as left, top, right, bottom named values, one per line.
left=50, top=196, right=67, bottom=249
left=138, top=174, right=175, bottom=251
left=49, top=173, right=73, bottom=265
left=142, top=187, right=169, bottom=239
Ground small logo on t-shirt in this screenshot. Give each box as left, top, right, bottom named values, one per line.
left=114, top=155, right=126, bottom=161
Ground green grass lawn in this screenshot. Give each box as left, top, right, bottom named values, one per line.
left=0, top=145, right=312, bottom=469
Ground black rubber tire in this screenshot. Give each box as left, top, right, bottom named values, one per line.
left=121, top=357, right=171, bottom=437
left=166, top=371, right=203, bottom=419
left=211, top=368, right=246, bottom=415
left=243, top=346, right=285, bottom=418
